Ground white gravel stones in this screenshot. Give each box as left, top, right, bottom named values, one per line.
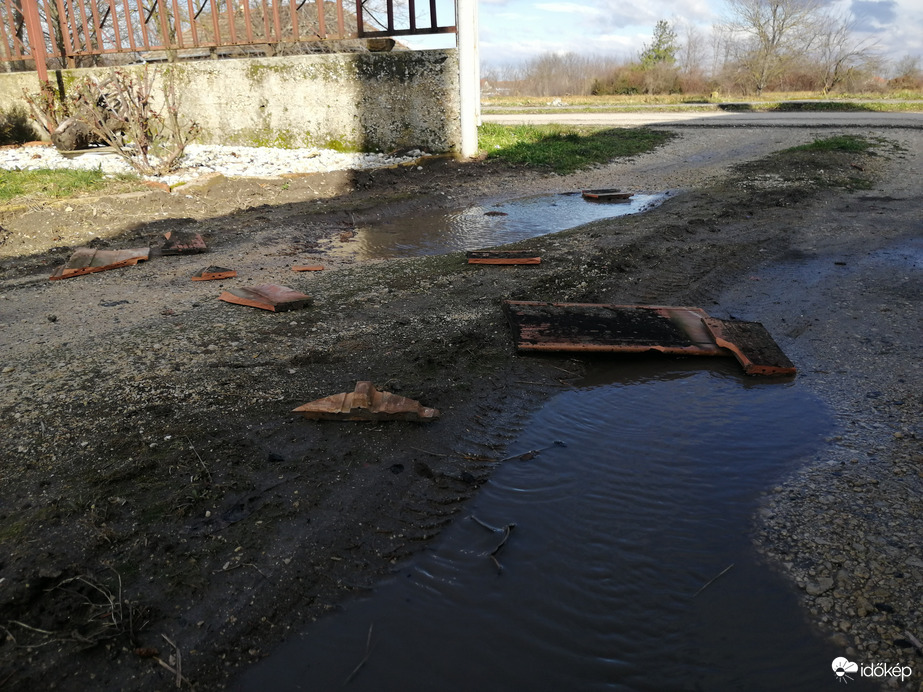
left=0, top=143, right=428, bottom=185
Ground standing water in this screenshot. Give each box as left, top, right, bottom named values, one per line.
left=234, top=358, right=875, bottom=691
left=323, top=192, right=667, bottom=260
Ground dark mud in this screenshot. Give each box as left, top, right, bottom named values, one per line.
left=0, top=134, right=920, bottom=690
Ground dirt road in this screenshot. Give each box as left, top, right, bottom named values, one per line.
left=1, top=126, right=920, bottom=690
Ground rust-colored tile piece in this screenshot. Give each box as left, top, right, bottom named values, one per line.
left=141, top=180, right=171, bottom=193
left=291, top=265, right=324, bottom=272
left=49, top=247, right=150, bottom=280
left=702, top=318, right=796, bottom=376
left=160, top=231, right=207, bottom=255
left=502, top=301, right=795, bottom=377
left=218, top=284, right=312, bottom=312
left=293, top=381, right=439, bottom=422
left=191, top=266, right=237, bottom=281
left=467, top=250, right=541, bottom=265
left=582, top=189, right=633, bottom=202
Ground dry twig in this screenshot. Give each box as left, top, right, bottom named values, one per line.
left=693, top=564, right=735, bottom=598
left=904, top=630, right=923, bottom=654
left=344, top=623, right=375, bottom=685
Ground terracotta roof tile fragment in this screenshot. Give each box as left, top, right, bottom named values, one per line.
left=293, top=381, right=439, bottom=421
left=49, top=247, right=150, bottom=280
left=467, top=250, right=541, bottom=265
left=218, top=284, right=312, bottom=312
left=503, top=301, right=795, bottom=376
left=160, top=231, right=207, bottom=255
left=191, top=266, right=237, bottom=281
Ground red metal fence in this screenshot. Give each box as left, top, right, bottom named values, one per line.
left=1, top=0, right=456, bottom=79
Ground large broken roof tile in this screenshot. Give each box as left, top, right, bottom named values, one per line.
left=49, top=247, right=150, bottom=280
left=218, top=284, right=312, bottom=312
left=503, top=301, right=796, bottom=376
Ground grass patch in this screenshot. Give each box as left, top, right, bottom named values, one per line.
left=479, top=123, right=673, bottom=174
left=788, top=134, right=876, bottom=153
left=0, top=168, right=142, bottom=204
left=732, top=134, right=888, bottom=196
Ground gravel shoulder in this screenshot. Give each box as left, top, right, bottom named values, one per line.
left=0, top=127, right=921, bottom=690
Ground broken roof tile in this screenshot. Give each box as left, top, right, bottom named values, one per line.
left=218, top=284, right=312, bottom=312
left=503, top=301, right=796, bottom=377
left=293, top=382, right=439, bottom=422
left=191, top=266, right=237, bottom=281
left=160, top=231, right=207, bottom=255
left=467, top=250, right=541, bottom=265
left=49, top=247, right=150, bottom=281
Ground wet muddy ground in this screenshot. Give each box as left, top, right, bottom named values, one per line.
left=0, top=128, right=920, bottom=690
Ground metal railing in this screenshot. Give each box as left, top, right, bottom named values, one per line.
left=1, top=0, right=456, bottom=80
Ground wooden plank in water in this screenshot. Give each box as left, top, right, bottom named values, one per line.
left=502, top=301, right=723, bottom=355
left=703, top=318, right=796, bottom=376
left=467, top=250, right=541, bottom=265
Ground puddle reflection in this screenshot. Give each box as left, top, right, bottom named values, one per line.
left=323, top=192, right=668, bottom=260
left=234, top=359, right=875, bottom=692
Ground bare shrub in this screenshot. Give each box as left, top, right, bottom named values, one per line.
left=22, top=81, right=71, bottom=137
left=70, top=66, right=200, bottom=176
left=592, top=66, right=645, bottom=96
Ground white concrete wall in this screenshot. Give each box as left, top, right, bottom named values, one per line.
left=0, top=50, right=461, bottom=153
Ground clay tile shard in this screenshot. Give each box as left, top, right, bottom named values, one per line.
left=293, top=381, right=440, bottom=422
left=49, top=247, right=150, bottom=280
left=191, top=266, right=237, bottom=281
left=582, top=189, right=632, bottom=202
left=702, top=317, right=796, bottom=376
left=292, top=265, right=324, bottom=272
left=218, top=284, right=312, bottom=312
left=160, top=230, right=207, bottom=255
left=502, top=301, right=796, bottom=377
left=466, top=250, right=541, bottom=265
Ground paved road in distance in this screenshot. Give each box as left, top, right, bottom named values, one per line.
left=481, top=110, right=923, bottom=129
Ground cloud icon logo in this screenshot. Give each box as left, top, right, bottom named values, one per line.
left=832, top=657, right=859, bottom=682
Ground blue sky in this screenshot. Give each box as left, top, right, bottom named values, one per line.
left=406, top=0, right=923, bottom=73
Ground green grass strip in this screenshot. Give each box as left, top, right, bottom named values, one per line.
left=479, top=123, right=673, bottom=174
left=0, top=168, right=136, bottom=204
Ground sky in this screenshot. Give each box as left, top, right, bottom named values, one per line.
left=405, top=0, right=923, bottom=74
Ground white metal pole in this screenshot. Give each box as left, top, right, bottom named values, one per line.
left=457, top=0, right=480, bottom=158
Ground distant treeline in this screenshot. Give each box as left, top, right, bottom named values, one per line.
left=483, top=8, right=922, bottom=98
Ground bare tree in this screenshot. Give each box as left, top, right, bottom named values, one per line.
left=811, top=9, right=879, bottom=94
left=722, top=0, right=819, bottom=94
left=517, top=52, right=602, bottom=97
left=677, top=22, right=707, bottom=77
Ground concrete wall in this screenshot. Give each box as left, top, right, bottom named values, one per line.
left=0, top=50, right=461, bottom=153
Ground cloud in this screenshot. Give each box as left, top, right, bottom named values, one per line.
left=535, top=2, right=604, bottom=15
left=849, top=0, right=898, bottom=29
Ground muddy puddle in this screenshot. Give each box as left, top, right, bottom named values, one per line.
left=324, top=192, right=668, bottom=260
left=234, top=358, right=876, bottom=691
